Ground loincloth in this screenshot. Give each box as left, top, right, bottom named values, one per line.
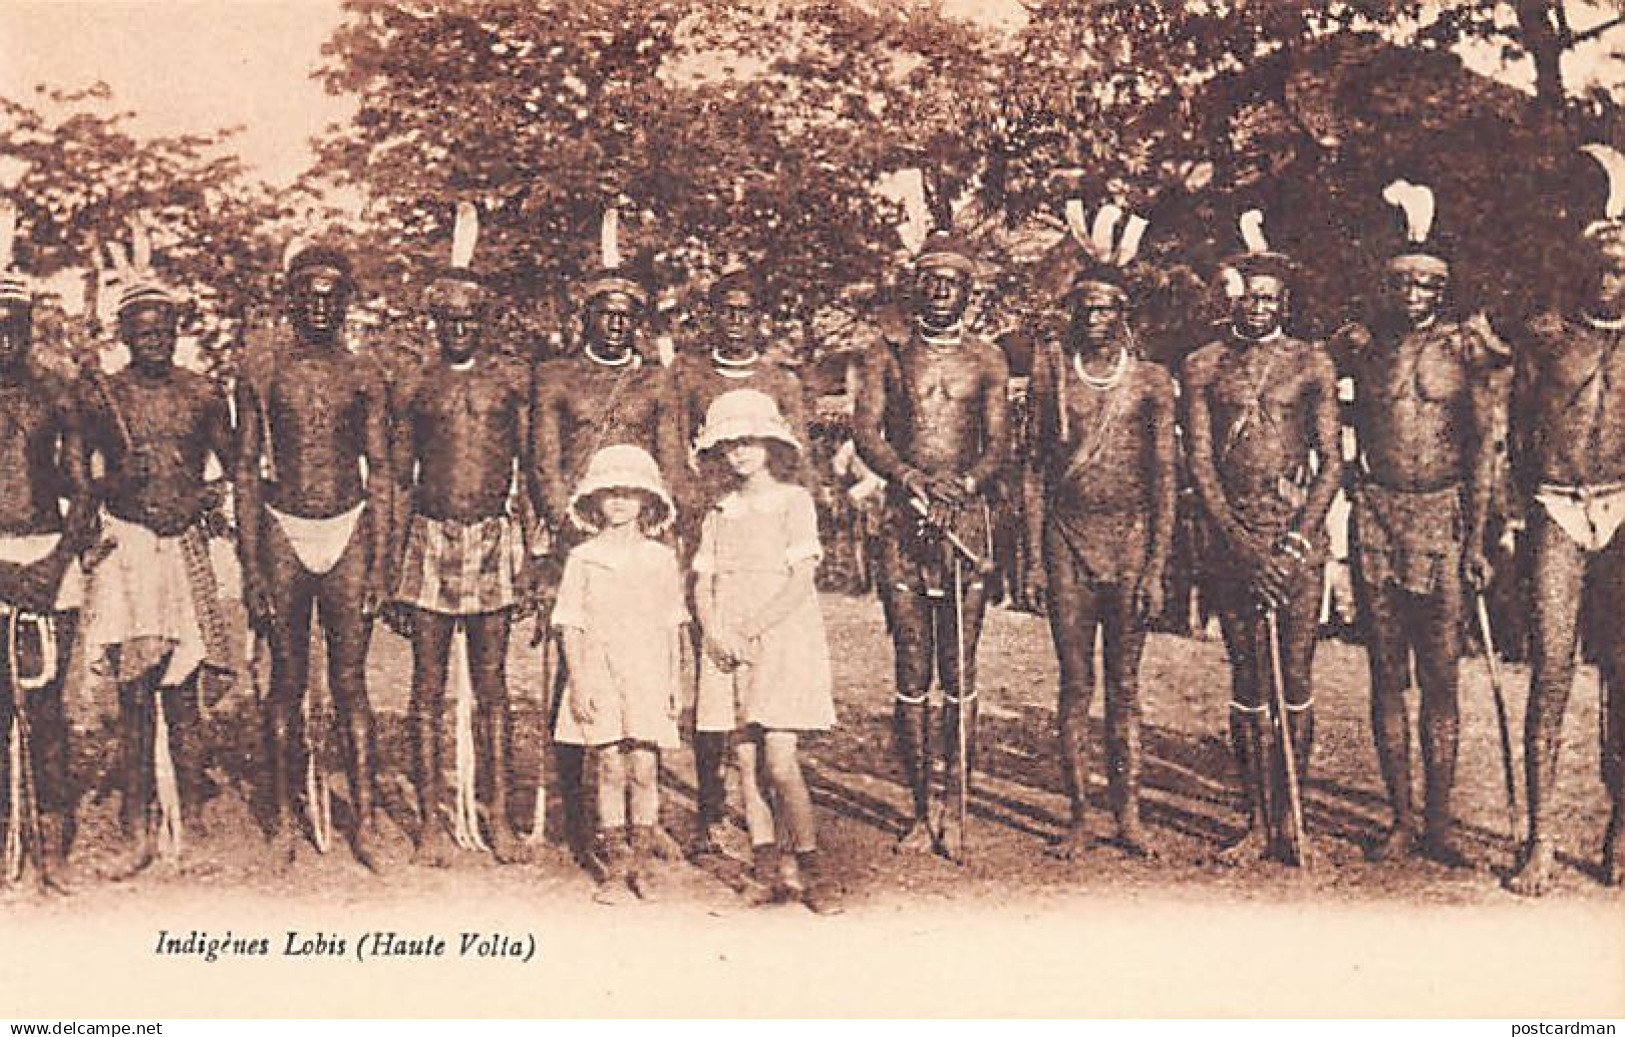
left=85, top=513, right=228, bottom=685
left=393, top=512, right=524, bottom=616
left=0, top=532, right=84, bottom=613
left=1533, top=481, right=1625, bottom=554
left=266, top=500, right=366, bottom=577
left=1199, top=477, right=1326, bottom=608
left=877, top=491, right=991, bottom=598
left=1350, top=481, right=1465, bottom=597
left=1044, top=507, right=1146, bottom=587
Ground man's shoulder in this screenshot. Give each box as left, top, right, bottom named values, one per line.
left=1279, top=335, right=1336, bottom=377
left=485, top=352, right=532, bottom=387
left=1130, top=356, right=1176, bottom=394
left=1181, top=340, right=1227, bottom=378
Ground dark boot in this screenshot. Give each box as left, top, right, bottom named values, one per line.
left=592, top=828, right=634, bottom=906
left=796, top=849, right=842, bottom=915
left=741, top=842, right=786, bottom=906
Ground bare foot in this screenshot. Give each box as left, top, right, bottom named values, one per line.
left=106, top=837, right=156, bottom=882
left=1419, top=831, right=1473, bottom=870
left=270, top=829, right=301, bottom=873
left=1212, top=825, right=1270, bottom=868
left=1046, top=823, right=1090, bottom=862
left=1113, top=819, right=1160, bottom=861
left=1366, top=824, right=1418, bottom=863
left=894, top=820, right=935, bottom=855
left=936, top=808, right=965, bottom=865
left=411, top=828, right=453, bottom=869
left=351, top=822, right=391, bottom=875
left=628, top=862, right=660, bottom=901
left=648, top=824, right=684, bottom=863
left=1505, top=839, right=1557, bottom=897
left=488, top=827, right=533, bottom=866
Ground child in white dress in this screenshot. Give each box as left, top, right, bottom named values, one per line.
left=692, top=389, right=840, bottom=914
left=552, top=444, right=687, bottom=904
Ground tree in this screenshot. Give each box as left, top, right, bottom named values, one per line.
left=0, top=83, right=286, bottom=378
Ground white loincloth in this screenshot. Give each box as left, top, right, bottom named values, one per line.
left=1534, top=481, right=1625, bottom=554
left=0, top=532, right=85, bottom=612
left=84, top=513, right=207, bottom=686
left=266, top=500, right=365, bottom=577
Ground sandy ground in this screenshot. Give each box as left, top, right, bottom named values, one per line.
left=2, top=592, right=1622, bottom=1017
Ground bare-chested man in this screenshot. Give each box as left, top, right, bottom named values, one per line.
left=0, top=234, right=95, bottom=887
left=533, top=261, right=685, bottom=868
left=391, top=241, right=540, bottom=868
left=1024, top=247, right=1176, bottom=861
left=81, top=268, right=235, bottom=877
left=235, top=245, right=392, bottom=871
left=1332, top=183, right=1507, bottom=867
left=1505, top=143, right=1625, bottom=894
left=1181, top=216, right=1341, bottom=864
left=673, top=266, right=808, bottom=856
left=854, top=230, right=1009, bottom=858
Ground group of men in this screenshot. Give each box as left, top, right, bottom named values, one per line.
left=0, top=149, right=1621, bottom=900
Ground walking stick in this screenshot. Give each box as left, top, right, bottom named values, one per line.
left=1474, top=594, right=1522, bottom=845
left=1264, top=608, right=1310, bottom=867
left=304, top=603, right=334, bottom=854
left=949, top=550, right=970, bottom=866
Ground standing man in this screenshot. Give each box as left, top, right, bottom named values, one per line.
left=1334, top=181, right=1507, bottom=867
left=0, top=205, right=95, bottom=885
left=673, top=265, right=808, bottom=856
left=1181, top=211, right=1342, bottom=864
left=1023, top=204, right=1176, bottom=860
left=532, top=222, right=686, bottom=869
left=853, top=230, right=1009, bottom=857
left=235, top=244, right=393, bottom=871
left=82, top=225, right=236, bottom=876
left=1505, top=144, right=1625, bottom=894
left=391, top=204, right=539, bottom=867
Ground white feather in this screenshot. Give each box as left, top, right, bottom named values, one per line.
left=129, top=213, right=151, bottom=273
left=1064, top=198, right=1091, bottom=255
left=1582, top=143, right=1625, bottom=221
left=1220, top=266, right=1245, bottom=299
left=105, top=238, right=130, bottom=277
left=1114, top=213, right=1148, bottom=266
left=1091, top=204, right=1122, bottom=262
left=451, top=201, right=479, bottom=270
left=281, top=235, right=307, bottom=273
left=897, top=168, right=931, bottom=256
left=1381, top=179, right=1435, bottom=244
left=601, top=208, right=621, bottom=270
left=1239, top=209, right=1269, bottom=254
left=0, top=200, right=14, bottom=270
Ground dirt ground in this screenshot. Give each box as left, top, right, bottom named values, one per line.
left=3, top=591, right=1623, bottom=1017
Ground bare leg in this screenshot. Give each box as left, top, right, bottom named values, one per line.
left=317, top=516, right=388, bottom=872
left=467, top=610, right=528, bottom=864
left=1592, top=538, right=1625, bottom=886
left=408, top=610, right=454, bottom=867
left=1360, top=577, right=1419, bottom=861
left=883, top=585, right=935, bottom=852
left=1215, top=601, right=1271, bottom=865
left=1508, top=512, right=1585, bottom=896
left=112, top=670, right=157, bottom=878
left=261, top=519, right=316, bottom=866
left=1044, top=531, right=1102, bottom=860
left=1102, top=582, right=1154, bottom=858
left=626, top=745, right=661, bottom=899
left=936, top=566, right=987, bottom=858
left=592, top=746, right=632, bottom=904
left=1415, top=572, right=1468, bottom=867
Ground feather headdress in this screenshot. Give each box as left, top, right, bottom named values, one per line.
left=1062, top=194, right=1149, bottom=300
left=1382, top=179, right=1448, bottom=279
left=1217, top=208, right=1295, bottom=299
left=580, top=206, right=649, bottom=306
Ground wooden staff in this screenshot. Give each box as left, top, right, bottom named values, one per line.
left=1475, top=594, right=1522, bottom=845
left=1265, top=608, right=1310, bottom=867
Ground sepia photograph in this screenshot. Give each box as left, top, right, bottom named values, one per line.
left=1, top=0, right=1624, bottom=1020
